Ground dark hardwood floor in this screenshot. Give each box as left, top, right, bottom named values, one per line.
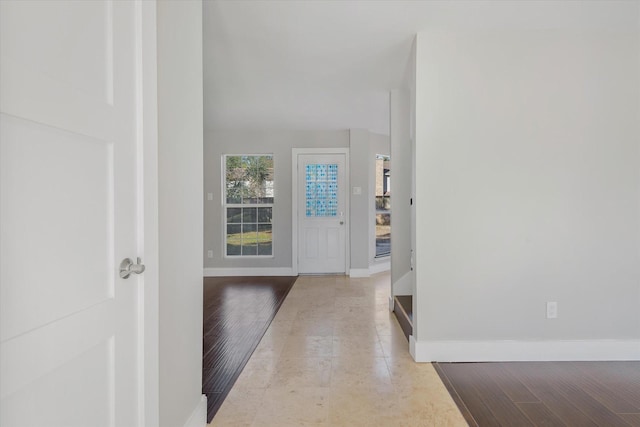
left=434, top=361, right=640, bottom=427
left=202, top=276, right=296, bottom=423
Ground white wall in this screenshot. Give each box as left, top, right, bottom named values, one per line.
left=348, top=130, right=390, bottom=275
left=157, top=1, right=205, bottom=426
left=348, top=129, right=371, bottom=272
left=413, top=20, right=640, bottom=361
left=390, top=89, right=412, bottom=296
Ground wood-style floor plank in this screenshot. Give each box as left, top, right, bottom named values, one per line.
left=541, top=363, right=631, bottom=427
left=436, top=361, right=640, bottom=427
left=504, top=362, right=600, bottom=427
left=573, top=361, right=640, bottom=408
left=453, top=363, right=535, bottom=426
left=202, top=276, right=296, bottom=423
left=620, top=413, right=640, bottom=427
left=436, top=363, right=502, bottom=427
left=433, top=362, right=479, bottom=427
left=554, top=362, right=640, bottom=415
left=477, top=362, right=539, bottom=403
left=516, top=402, right=567, bottom=427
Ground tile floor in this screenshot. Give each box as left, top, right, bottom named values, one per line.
left=208, top=273, right=466, bottom=427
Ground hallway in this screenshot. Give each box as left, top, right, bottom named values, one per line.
left=208, top=272, right=465, bottom=426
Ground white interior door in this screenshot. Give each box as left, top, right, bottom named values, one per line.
left=297, top=153, right=347, bottom=274
left=1, top=1, right=147, bottom=426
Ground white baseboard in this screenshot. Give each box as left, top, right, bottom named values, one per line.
left=183, top=395, right=207, bottom=427
left=392, top=270, right=412, bottom=295
left=388, top=296, right=394, bottom=312
left=349, top=261, right=390, bottom=278
left=410, top=335, right=417, bottom=360
left=204, top=267, right=296, bottom=277
left=410, top=338, right=640, bottom=362
left=369, top=260, right=390, bottom=275
left=349, top=268, right=370, bottom=278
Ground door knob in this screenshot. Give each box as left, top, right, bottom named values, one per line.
left=120, top=257, right=146, bottom=279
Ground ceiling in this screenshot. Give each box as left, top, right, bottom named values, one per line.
left=203, top=0, right=637, bottom=135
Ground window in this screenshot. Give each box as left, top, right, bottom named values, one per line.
left=375, top=154, right=390, bottom=258
left=224, top=155, right=274, bottom=256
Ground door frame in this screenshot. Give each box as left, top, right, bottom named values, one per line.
left=291, top=148, right=350, bottom=275
left=139, top=1, right=160, bottom=426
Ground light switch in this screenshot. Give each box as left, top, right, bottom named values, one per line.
left=352, top=186, right=362, bottom=195
left=207, top=193, right=213, bottom=201
left=546, top=301, right=558, bottom=319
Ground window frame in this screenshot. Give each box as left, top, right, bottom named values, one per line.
left=222, top=154, right=275, bottom=258
left=374, top=154, right=391, bottom=259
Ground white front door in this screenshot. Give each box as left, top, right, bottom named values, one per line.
left=297, top=153, right=347, bottom=274
left=1, top=1, right=149, bottom=426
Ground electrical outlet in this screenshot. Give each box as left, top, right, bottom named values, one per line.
left=207, top=250, right=213, bottom=258
left=546, top=301, right=558, bottom=319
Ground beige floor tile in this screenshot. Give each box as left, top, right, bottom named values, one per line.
left=334, top=286, right=367, bottom=298
left=330, top=356, right=393, bottom=389
left=252, top=387, right=330, bottom=427
left=280, top=335, right=334, bottom=357
left=208, top=388, right=264, bottom=427
left=289, top=317, right=335, bottom=336
left=332, top=335, right=385, bottom=358
left=374, top=300, right=393, bottom=312
left=327, top=385, right=397, bottom=426
left=268, top=357, right=332, bottom=388
left=371, top=307, right=394, bottom=324
left=293, top=309, right=337, bottom=323
left=334, top=296, right=376, bottom=308
left=288, top=290, right=335, bottom=299
left=301, top=301, right=336, bottom=313
left=386, top=359, right=445, bottom=390
left=393, top=386, right=468, bottom=426
left=278, top=295, right=303, bottom=307
left=294, top=277, right=337, bottom=289
left=291, top=291, right=336, bottom=303
left=273, top=305, right=299, bottom=321
left=374, top=320, right=395, bottom=336
left=251, top=332, right=289, bottom=359
left=233, top=357, right=278, bottom=389
left=333, top=305, right=377, bottom=321
left=262, top=319, right=294, bottom=336
left=379, top=332, right=414, bottom=361
left=332, top=318, right=378, bottom=337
